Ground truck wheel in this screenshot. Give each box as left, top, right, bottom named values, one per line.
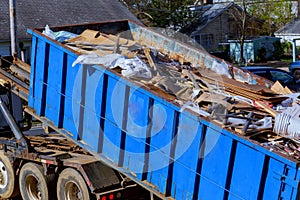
left=57, top=168, right=90, bottom=200
left=293, top=69, right=300, bottom=79
left=19, top=162, right=54, bottom=200
left=0, top=151, right=19, bottom=198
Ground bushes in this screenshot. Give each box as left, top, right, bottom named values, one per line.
left=257, top=47, right=266, bottom=62
left=273, top=40, right=284, bottom=60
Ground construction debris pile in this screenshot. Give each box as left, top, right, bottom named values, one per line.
left=44, top=28, right=300, bottom=160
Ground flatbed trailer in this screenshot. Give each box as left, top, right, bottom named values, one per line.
left=0, top=57, right=152, bottom=200
left=0, top=20, right=299, bottom=200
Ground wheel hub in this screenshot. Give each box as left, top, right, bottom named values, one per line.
left=65, top=181, right=82, bottom=200
left=25, top=175, right=42, bottom=200
left=0, top=160, right=8, bottom=189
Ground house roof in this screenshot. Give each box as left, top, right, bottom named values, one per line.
left=181, top=2, right=234, bottom=35
left=0, top=0, right=139, bottom=41
left=275, top=18, right=300, bottom=36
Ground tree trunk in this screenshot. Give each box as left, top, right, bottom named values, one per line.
left=239, top=0, right=247, bottom=65
left=239, top=36, right=245, bottom=64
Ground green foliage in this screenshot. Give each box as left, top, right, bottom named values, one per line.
left=272, top=40, right=284, bottom=60
left=282, top=41, right=293, bottom=54
left=120, top=0, right=195, bottom=29
left=247, top=0, right=294, bottom=36
left=122, top=0, right=295, bottom=35
left=257, top=47, right=266, bottom=62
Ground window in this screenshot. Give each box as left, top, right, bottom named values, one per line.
left=194, top=34, right=214, bottom=50
left=270, top=70, right=294, bottom=85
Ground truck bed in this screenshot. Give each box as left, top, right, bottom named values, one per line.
left=25, top=20, right=300, bottom=199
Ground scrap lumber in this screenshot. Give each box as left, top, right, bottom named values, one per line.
left=192, top=70, right=288, bottom=104
left=254, top=100, right=277, bottom=117
left=143, top=48, right=159, bottom=73
left=195, top=92, right=233, bottom=110
left=271, top=81, right=293, bottom=95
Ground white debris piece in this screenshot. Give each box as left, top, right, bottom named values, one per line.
left=42, top=25, right=56, bottom=39
left=210, top=60, right=232, bottom=79
left=179, top=101, right=210, bottom=117
left=72, top=53, right=152, bottom=79
left=42, top=25, right=78, bottom=42
left=274, top=104, right=300, bottom=138
left=72, top=53, right=123, bottom=67
left=113, top=56, right=152, bottom=79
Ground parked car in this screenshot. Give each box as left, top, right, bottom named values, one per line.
left=243, top=66, right=300, bottom=92
left=289, top=61, right=300, bottom=79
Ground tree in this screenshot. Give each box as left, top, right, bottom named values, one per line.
left=229, top=0, right=255, bottom=64
left=120, top=0, right=195, bottom=29
left=231, top=0, right=294, bottom=64
left=247, top=0, right=294, bottom=36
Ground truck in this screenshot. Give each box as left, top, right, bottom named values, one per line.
left=0, top=19, right=299, bottom=200
left=289, top=60, right=300, bottom=80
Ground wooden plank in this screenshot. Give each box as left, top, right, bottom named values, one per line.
left=254, top=101, right=277, bottom=117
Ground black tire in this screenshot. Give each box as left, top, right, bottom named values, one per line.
left=0, top=151, right=19, bottom=199
left=19, top=162, right=55, bottom=200
left=293, top=69, right=300, bottom=80
left=57, top=168, right=90, bottom=200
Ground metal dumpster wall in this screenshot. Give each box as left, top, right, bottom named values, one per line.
left=28, top=21, right=300, bottom=200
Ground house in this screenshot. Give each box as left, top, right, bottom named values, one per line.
left=275, top=18, right=300, bottom=43
left=181, top=2, right=263, bottom=52
left=0, top=0, right=139, bottom=63
left=274, top=19, right=300, bottom=61
left=228, top=36, right=281, bottom=63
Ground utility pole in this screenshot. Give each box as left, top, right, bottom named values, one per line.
left=9, top=0, right=17, bottom=56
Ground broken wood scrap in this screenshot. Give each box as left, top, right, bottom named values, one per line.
left=246, top=110, right=271, bottom=117
left=271, top=81, right=293, bottom=95
left=120, top=50, right=137, bottom=58
left=65, top=43, right=113, bottom=55
left=225, top=88, right=287, bottom=103
left=187, top=71, right=284, bottom=109
left=143, top=48, right=159, bottom=75
left=218, top=108, right=274, bottom=136
left=175, top=87, right=193, bottom=101
left=110, top=66, right=122, bottom=74
left=66, top=29, right=137, bottom=47
left=152, top=63, right=183, bottom=80
left=182, top=70, right=209, bottom=91
left=195, top=92, right=233, bottom=110
left=106, top=33, right=136, bottom=46
left=156, top=52, right=170, bottom=63
left=228, top=101, right=269, bottom=116
left=266, top=135, right=284, bottom=142
left=113, top=34, right=120, bottom=54
left=182, top=70, right=201, bottom=90
left=248, top=128, right=274, bottom=138
left=66, top=41, right=139, bottom=58
left=195, top=69, right=276, bottom=95
left=222, top=88, right=256, bottom=100
left=140, top=82, right=176, bottom=101
left=216, top=83, right=276, bottom=101
left=254, top=100, right=277, bottom=117
left=231, top=107, right=270, bottom=117
left=200, top=72, right=277, bottom=96
left=230, top=101, right=252, bottom=109
left=66, top=45, right=109, bottom=56
left=65, top=30, right=138, bottom=56
left=66, top=42, right=133, bottom=51
left=66, top=29, right=115, bottom=45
